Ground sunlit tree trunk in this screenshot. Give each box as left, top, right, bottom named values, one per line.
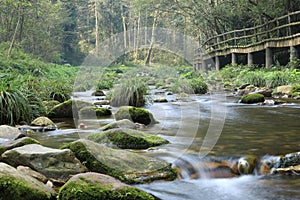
left=145, top=12, right=157, bottom=66
left=95, top=0, right=99, bottom=56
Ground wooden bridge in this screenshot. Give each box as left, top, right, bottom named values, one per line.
left=194, top=11, right=300, bottom=71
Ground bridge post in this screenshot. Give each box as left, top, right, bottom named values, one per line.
left=247, top=52, right=253, bottom=66
left=232, top=53, right=237, bottom=65
left=202, top=60, right=207, bottom=72
left=290, top=46, right=298, bottom=60
left=215, top=56, right=220, bottom=71
left=265, top=47, right=273, bottom=68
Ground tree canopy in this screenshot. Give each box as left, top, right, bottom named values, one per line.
left=1, top=0, right=299, bottom=65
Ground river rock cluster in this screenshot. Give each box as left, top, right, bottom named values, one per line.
left=0, top=108, right=176, bottom=200
left=236, top=84, right=300, bottom=104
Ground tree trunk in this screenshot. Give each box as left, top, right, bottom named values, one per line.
left=7, top=8, right=21, bottom=59
left=145, top=13, right=157, bottom=66
left=94, top=0, right=99, bottom=56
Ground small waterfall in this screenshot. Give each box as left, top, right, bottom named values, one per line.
left=173, top=154, right=240, bottom=179
left=174, top=153, right=300, bottom=179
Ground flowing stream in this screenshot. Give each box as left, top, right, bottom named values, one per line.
left=33, top=91, right=300, bottom=200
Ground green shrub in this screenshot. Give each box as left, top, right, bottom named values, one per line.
left=188, top=77, right=208, bottom=94
left=110, top=77, right=148, bottom=107
left=266, top=71, right=291, bottom=88
left=239, top=71, right=266, bottom=87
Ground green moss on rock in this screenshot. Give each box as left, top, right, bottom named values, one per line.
left=63, top=139, right=177, bottom=184
left=240, top=94, right=265, bottom=104
left=88, top=128, right=169, bottom=149
left=0, top=163, right=56, bottom=200
left=79, top=106, right=112, bottom=118
left=49, top=100, right=94, bottom=118
left=114, top=106, right=158, bottom=125
left=58, top=173, right=155, bottom=200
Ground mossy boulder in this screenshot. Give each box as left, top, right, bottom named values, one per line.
left=101, top=119, right=137, bottom=131
left=240, top=94, right=265, bottom=104
left=114, top=106, right=158, bottom=126
left=63, top=139, right=177, bottom=184
left=49, top=100, right=94, bottom=118
left=31, top=117, right=56, bottom=127
left=79, top=106, right=112, bottom=118
left=0, top=137, right=39, bottom=154
left=88, top=128, right=169, bottom=149
left=58, top=172, right=155, bottom=200
left=0, top=162, right=56, bottom=200
left=1, top=144, right=87, bottom=181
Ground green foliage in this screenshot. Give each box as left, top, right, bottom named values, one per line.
left=265, top=71, right=291, bottom=88
left=111, top=77, right=148, bottom=107
left=0, top=82, right=31, bottom=125
left=287, top=58, right=300, bottom=69
left=213, top=64, right=300, bottom=89
left=239, top=71, right=267, bottom=87
left=188, top=77, right=208, bottom=94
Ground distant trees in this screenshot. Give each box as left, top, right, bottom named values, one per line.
left=1, top=0, right=300, bottom=65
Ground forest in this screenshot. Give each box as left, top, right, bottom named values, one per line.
left=1, top=2, right=300, bottom=200
left=1, top=0, right=300, bottom=65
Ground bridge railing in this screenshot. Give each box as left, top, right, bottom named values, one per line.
left=200, top=11, right=300, bottom=54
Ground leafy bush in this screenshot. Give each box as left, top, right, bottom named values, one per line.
left=188, top=77, right=208, bottom=94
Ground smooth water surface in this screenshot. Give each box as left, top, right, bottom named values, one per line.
left=33, top=92, right=300, bottom=200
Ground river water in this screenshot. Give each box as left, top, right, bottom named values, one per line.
left=34, top=92, right=300, bottom=200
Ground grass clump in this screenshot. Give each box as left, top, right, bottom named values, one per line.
left=110, top=77, right=148, bottom=107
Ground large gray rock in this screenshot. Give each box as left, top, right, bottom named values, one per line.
left=58, top=172, right=155, bottom=200
left=17, top=166, right=48, bottom=184
left=1, top=144, right=87, bottom=181
left=0, top=162, right=56, bottom=200
left=63, top=139, right=177, bottom=184
left=276, top=85, right=292, bottom=95
left=0, top=137, right=39, bottom=154
left=0, top=125, right=25, bottom=141
left=100, top=119, right=137, bottom=131
left=49, top=100, right=93, bottom=118
left=88, top=128, right=169, bottom=149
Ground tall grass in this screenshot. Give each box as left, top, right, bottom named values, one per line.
left=0, top=86, right=31, bottom=125
left=110, top=77, right=148, bottom=107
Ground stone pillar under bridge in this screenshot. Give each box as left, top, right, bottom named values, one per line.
left=266, top=47, right=273, bottom=68
left=290, top=46, right=298, bottom=60
left=248, top=52, right=253, bottom=66
left=232, top=53, right=237, bottom=65
left=215, top=56, right=220, bottom=71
